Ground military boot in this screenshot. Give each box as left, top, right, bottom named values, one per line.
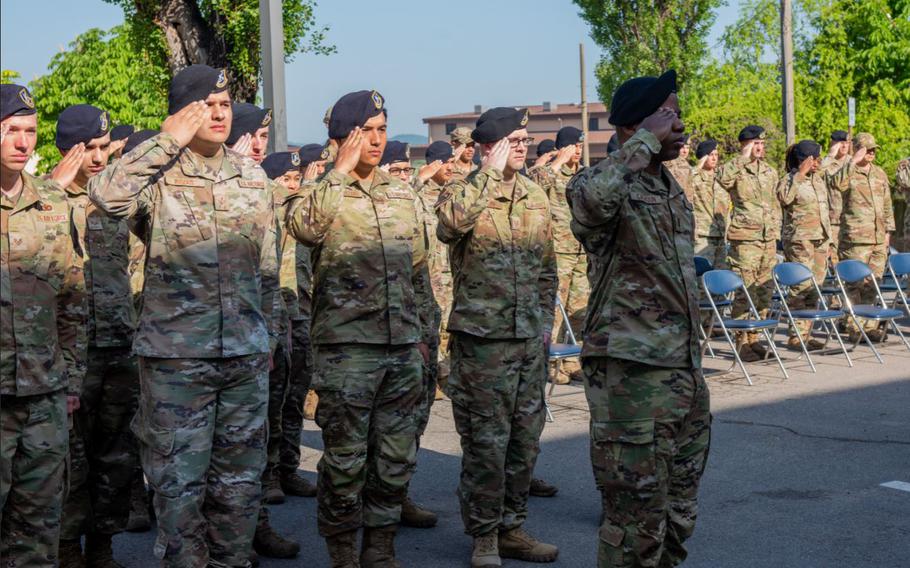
left=281, top=470, right=317, bottom=497
left=58, top=538, right=85, bottom=568
left=529, top=477, right=558, bottom=497
left=867, top=328, right=888, bottom=342
left=326, top=530, right=360, bottom=568
left=471, top=532, right=501, bottom=568
left=360, top=525, right=400, bottom=568
left=263, top=473, right=286, bottom=504
left=253, top=522, right=300, bottom=558
left=125, top=475, right=151, bottom=532
left=736, top=334, right=761, bottom=363
left=400, top=495, right=437, bottom=528
left=498, top=527, right=559, bottom=563
left=303, top=390, right=318, bottom=420
left=84, top=533, right=123, bottom=568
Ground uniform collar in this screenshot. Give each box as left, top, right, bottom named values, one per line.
left=65, top=181, right=87, bottom=197
left=491, top=173, right=529, bottom=202
left=179, top=146, right=240, bottom=183
left=7, top=173, right=43, bottom=213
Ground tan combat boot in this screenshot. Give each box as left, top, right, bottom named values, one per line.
left=84, top=533, right=124, bottom=568
left=326, top=530, right=360, bottom=568
left=263, top=473, right=286, bottom=504
left=281, top=470, right=317, bottom=497
left=360, top=525, right=399, bottom=568
left=471, top=532, right=501, bottom=567
left=400, top=495, right=437, bottom=528
left=58, top=538, right=85, bottom=568
left=498, top=527, right=559, bottom=563
left=303, top=390, right=319, bottom=420
left=253, top=522, right=300, bottom=558
left=736, top=338, right=761, bottom=363
left=529, top=477, right=558, bottom=498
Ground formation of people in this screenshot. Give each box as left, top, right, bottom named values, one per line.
left=1, top=62, right=908, bottom=568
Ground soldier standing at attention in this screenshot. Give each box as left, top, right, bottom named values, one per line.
left=665, top=133, right=693, bottom=201
left=89, top=65, right=281, bottom=567
left=227, top=102, right=272, bottom=163
left=1, top=84, right=87, bottom=566
left=285, top=90, right=433, bottom=567
left=717, top=125, right=780, bottom=362
left=566, top=70, right=711, bottom=568
left=690, top=139, right=730, bottom=268
left=820, top=130, right=850, bottom=257
left=52, top=104, right=142, bottom=568
left=897, top=158, right=910, bottom=250
left=450, top=126, right=477, bottom=180
left=778, top=140, right=831, bottom=351
left=108, top=125, right=134, bottom=160
left=437, top=107, right=559, bottom=568
left=528, top=139, right=557, bottom=176
left=828, top=133, right=895, bottom=342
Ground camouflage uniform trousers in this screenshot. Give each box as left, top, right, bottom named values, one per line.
left=278, top=319, right=314, bottom=477
left=582, top=357, right=711, bottom=568
left=553, top=252, right=589, bottom=344
left=258, top=340, right=291, bottom=530
left=61, top=346, right=140, bottom=540
left=313, top=343, right=422, bottom=537
left=839, top=242, right=889, bottom=333
left=829, top=224, right=841, bottom=258
left=448, top=332, right=547, bottom=537
left=783, top=240, right=829, bottom=339
left=435, top=272, right=453, bottom=390
left=727, top=240, right=778, bottom=342
left=133, top=355, right=268, bottom=568
left=1, top=391, right=68, bottom=567
left=693, top=236, right=727, bottom=270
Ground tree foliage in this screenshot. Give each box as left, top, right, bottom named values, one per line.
left=1, top=70, right=22, bottom=84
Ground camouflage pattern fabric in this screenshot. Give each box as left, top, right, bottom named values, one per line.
left=262, top=341, right=291, bottom=491
left=61, top=346, right=139, bottom=538
left=448, top=333, right=546, bottom=536
left=582, top=357, right=710, bottom=568
left=717, top=155, right=781, bottom=242
left=417, top=178, right=450, bottom=385
left=452, top=161, right=477, bottom=182
left=782, top=240, right=828, bottom=338
left=839, top=243, right=889, bottom=332
left=690, top=168, right=730, bottom=240
left=828, top=161, right=894, bottom=246
left=693, top=237, right=727, bottom=270
left=727, top=240, right=777, bottom=320
left=566, top=130, right=701, bottom=368
left=897, top=159, right=910, bottom=247
left=0, top=391, right=69, bottom=567
left=133, top=354, right=268, bottom=567
left=664, top=157, right=693, bottom=202
left=312, top=344, right=422, bottom=536
left=820, top=155, right=847, bottom=254
left=279, top=319, right=313, bottom=476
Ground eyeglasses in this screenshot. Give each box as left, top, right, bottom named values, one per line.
left=389, top=167, right=414, bottom=175
left=507, top=137, right=535, bottom=148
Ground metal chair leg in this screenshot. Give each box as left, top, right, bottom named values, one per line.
left=762, top=328, right=789, bottom=379
left=826, top=319, right=853, bottom=367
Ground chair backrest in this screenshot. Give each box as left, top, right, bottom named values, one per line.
left=703, top=269, right=743, bottom=296
left=694, top=256, right=713, bottom=277
left=889, top=252, right=910, bottom=277
left=835, top=259, right=872, bottom=283
left=774, top=262, right=813, bottom=288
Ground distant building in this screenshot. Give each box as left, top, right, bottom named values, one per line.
left=415, top=101, right=613, bottom=163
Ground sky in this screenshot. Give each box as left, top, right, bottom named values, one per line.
left=0, top=0, right=741, bottom=143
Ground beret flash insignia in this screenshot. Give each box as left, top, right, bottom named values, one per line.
left=262, top=109, right=273, bottom=127
left=520, top=110, right=529, bottom=127
left=371, top=90, right=384, bottom=110
left=291, top=152, right=301, bottom=166
left=18, top=88, right=34, bottom=109
left=216, top=69, right=228, bottom=89
left=320, top=148, right=330, bottom=160
left=100, top=112, right=109, bottom=132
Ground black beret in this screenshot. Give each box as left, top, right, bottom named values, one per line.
left=55, top=104, right=111, bottom=149
left=261, top=152, right=300, bottom=179
left=380, top=141, right=410, bottom=166
left=227, top=103, right=272, bottom=145
left=680, top=133, right=690, bottom=143
left=738, top=125, right=766, bottom=142
left=607, top=133, right=620, bottom=153
left=425, top=141, right=453, bottom=163
left=110, top=124, right=134, bottom=141
left=831, top=130, right=848, bottom=142
left=695, top=139, right=718, bottom=159
left=471, top=107, right=529, bottom=144
left=123, top=129, right=159, bottom=154
left=298, top=143, right=327, bottom=167
left=555, top=126, right=583, bottom=149
left=168, top=64, right=229, bottom=115
left=794, top=139, right=821, bottom=162
left=0, top=84, right=36, bottom=121
left=328, top=90, right=386, bottom=140
left=536, top=139, right=556, bottom=157
left=608, top=69, right=677, bottom=127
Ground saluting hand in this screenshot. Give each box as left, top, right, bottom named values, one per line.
left=697, top=155, right=709, bottom=170
left=417, top=160, right=443, bottom=183
left=482, top=138, right=510, bottom=172
left=639, top=106, right=678, bottom=144
left=740, top=141, right=755, bottom=160
left=231, top=132, right=253, bottom=157
left=162, top=101, right=206, bottom=148
left=0, top=123, right=9, bottom=143
left=550, top=145, right=576, bottom=171
left=303, top=161, right=320, bottom=181
left=851, top=145, right=867, bottom=165
left=453, top=145, right=466, bottom=162
left=50, top=143, right=86, bottom=188
left=533, top=150, right=556, bottom=169
left=797, top=155, right=815, bottom=177
left=334, top=127, right=364, bottom=175
left=109, top=138, right=127, bottom=156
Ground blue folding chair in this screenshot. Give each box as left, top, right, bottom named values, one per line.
left=702, top=270, right=788, bottom=385
left=886, top=252, right=910, bottom=317
left=772, top=262, right=851, bottom=372
left=833, top=260, right=910, bottom=363
left=546, top=296, right=582, bottom=422
left=695, top=256, right=730, bottom=358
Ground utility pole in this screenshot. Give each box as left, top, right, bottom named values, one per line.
left=260, top=0, right=287, bottom=153
left=580, top=43, right=590, bottom=168
left=780, top=0, right=796, bottom=144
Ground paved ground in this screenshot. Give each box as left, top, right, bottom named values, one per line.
left=115, top=329, right=910, bottom=567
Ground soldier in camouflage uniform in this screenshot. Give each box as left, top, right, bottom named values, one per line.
left=437, top=107, right=559, bottom=567
left=285, top=90, right=433, bottom=567
left=717, top=125, right=781, bottom=362
left=566, top=70, right=710, bottom=568
left=664, top=134, right=693, bottom=201
left=896, top=158, right=910, bottom=249
left=828, top=133, right=895, bottom=341
left=50, top=104, right=141, bottom=568
left=89, top=65, right=280, bottom=568
left=690, top=139, right=729, bottom=268
left=450, top=126, right=478, bottom=180
left=1, top=84, right=87, bottom=567
left=778, top=140, right=831, bottom=351
left=820, top=130, right=851, bottom=257
left=528, top=139, right=557, bottom=179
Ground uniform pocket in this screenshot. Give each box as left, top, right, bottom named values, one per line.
left=591, top=418, right=657, bottom=492
left=131, top=410, right=176, bottom=456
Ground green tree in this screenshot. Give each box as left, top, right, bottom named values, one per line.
left=574, top=0, right=725, bottom=102
left=1, top=70, right=22, bottom=84
left=103, top=0, right=335, bottom=101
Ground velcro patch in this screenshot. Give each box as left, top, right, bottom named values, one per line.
left=165, top=176, right=206, bottom=188
left=238, top=180, right=266, bottom=189
left=343, top=189, right=363, bottom=198
left=486, top=201, right=504, bottom=210
left=39, top=214, right=68, bottom=223
left=386, top=188, right=413, bottom=200
left=525, top=201, right=546, bottom=210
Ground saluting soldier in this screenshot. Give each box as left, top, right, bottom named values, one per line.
left=820, top=130, right=850, bottom=257
left=285, top=90, right=433, bottom=567
left=717, top=125, right=781, bottom=362
left=227, top=102, right=272, bottom=163
left=690, top=139, right=730, bottom=268
left=665, top=133, right=693, bottom=201
left=566, top=70, right=710, bottom=568
left=528, top=138, right=557, bottom=177
left=895, top=158, right=910, bottom=249
left=1, top=84, right=87, bottom=566
left=109, top=124, right=134, bottom=160
left=89, top=65, right=281, bottom=567
left=437, top=107, right=559, bottom=568
left=450, top=126, right=477, bottom=180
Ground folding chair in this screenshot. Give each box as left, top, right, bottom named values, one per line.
left=694, top=256, right=731, bottom=358
left=702, top=270, right=789, bottom=385
left=833, top=259, right=910, bottom=363
left=545, top=296, right=582, bottom=422
left=772, top=262, right=851, bottom=372
left=887, top=252, right=910, bottom=316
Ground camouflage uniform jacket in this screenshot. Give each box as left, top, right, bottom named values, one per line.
left=896, top=159, right=910, bottom=237
left=828, top=161, right=895, bottom=245
left=820, top=155, right=847, bottom=227
left=1, top=173, right=87, bottom=396
left=64, top=183, right=137, bottom=348
left=415, top=179, right=451, bottom=292
left=690, top=168, right=729, bottom=238
left=276, top=181, right=314, bottom=323
left=531, top=163, right=584, bottom=254
left=88, top=133, right=281, bottom=358
left=452, top=161, right=477, bottom=181
left=717, top=156, right=781, bottom=241
left=566, top=129, right=701, bottom=369
left=777, top=171, right=832, bottom=243
left=285, top=168, right=433, bottom=346
left=665, top=156, right=693, bottom=202
left=436, top=167, right=558, bottom=339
